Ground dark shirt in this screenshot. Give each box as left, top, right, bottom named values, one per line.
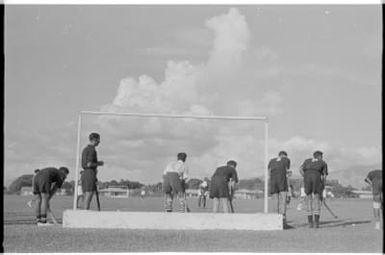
left=212, top=166, right=239, bottom=183
left=81, top=144, right=98, bottom=171
left=268, top=157, right=290, bottom=177
left=301, top=158, right=328, bottom=175
left=366, top=169, right=382, bottom=182
left=35, top=167, right=65, bottom=188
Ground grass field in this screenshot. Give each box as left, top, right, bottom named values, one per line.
left=4, top=194, right=383, bottom=252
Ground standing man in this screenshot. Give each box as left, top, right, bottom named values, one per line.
left=162, top=152, right=189, bottom=212
left=364, top=169, right=382, bottom=230
left=210, top=160, right=238, bottom=213
left=81, top=132, right=104, bottom=210
left=33, top=167, right=69, bottom=226
left=268, top=151, right=291, bottom=225
left=198, top=178, right=209, bottom=208
left=299, top=151, right=328, bottom=228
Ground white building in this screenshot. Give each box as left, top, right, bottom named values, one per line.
left=99, top=186, right=129, bottom=198
left=352, top=190, right=372, bottom=199
left=20, top=186, right=33, bottom=196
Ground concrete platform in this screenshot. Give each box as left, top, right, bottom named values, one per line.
left=63, top=210, right=283, bottom=230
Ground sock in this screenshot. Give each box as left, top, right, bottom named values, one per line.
left=40, top=214, right=47, bottom=223
left=36, top=215, right=41, bottom=223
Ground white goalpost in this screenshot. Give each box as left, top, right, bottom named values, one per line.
left=72, top=111, right=270, bottom=213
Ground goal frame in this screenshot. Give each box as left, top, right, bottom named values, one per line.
left=73, top=111, right=270, bottom=213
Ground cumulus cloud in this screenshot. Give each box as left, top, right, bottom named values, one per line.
left=83, top=8, right=287, bottom=183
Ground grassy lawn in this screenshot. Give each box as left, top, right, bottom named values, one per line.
left=3, top=195, right=383, bottom=252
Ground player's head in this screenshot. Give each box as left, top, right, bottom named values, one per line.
left=278, top=151, right=288, bottom=157
left=177, top=152, right=187, bottom=162
left=313, top=150, right=323, bottom=159
left=34, top=169, right=40, bottom=174
left=59, top=167, right=69, bottom=178
left=227, top=160, right=237, bottom=168
left=89, top=132, right=100, bottom=146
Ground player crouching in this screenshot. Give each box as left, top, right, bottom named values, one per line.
left=33, top=167, right=69, bottom=226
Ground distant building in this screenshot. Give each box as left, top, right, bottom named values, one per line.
left=20, top=186, right=33, bottom=196
left=99, top=186, right=129, bottom=198
left=234, top=189, right=263, bottom=200
left=185, top=189, right=199, bottom=198
left=352, top=190, right=372, bottom=199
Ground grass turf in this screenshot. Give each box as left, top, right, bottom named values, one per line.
left=4, top=195, right=383, bottom=252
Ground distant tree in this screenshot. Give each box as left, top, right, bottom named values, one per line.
left=8, top=174, right=34, bottom=193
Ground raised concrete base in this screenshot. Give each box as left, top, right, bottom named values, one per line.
left=63, top=210, right=283, bottom=230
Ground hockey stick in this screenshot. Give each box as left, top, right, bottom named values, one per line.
left=229, top=182, right=235, bottom=213
left=47, top=207, right=59, bottom=225
left=321, top=176, right=338, bottom=219
left=95, top=182, right=101, bottom=211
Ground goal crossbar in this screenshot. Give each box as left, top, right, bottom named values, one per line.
left=73, top=111, right=270, bottom=213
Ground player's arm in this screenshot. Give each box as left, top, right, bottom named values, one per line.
left=364, top=175, right=372, bottom=185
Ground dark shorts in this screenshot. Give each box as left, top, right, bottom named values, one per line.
left=372, top=180, right=382, bottom=196
left=81, top=169, right=97, bottom=192
left=33, top=177, right=52, bottom=195
left=163, top=172, right=184, bottom=194
left=270, top=174, right=288, bottom=194
left=304, top=172, right=322, bottom=195
left=209, top=175, right=229, bottom=198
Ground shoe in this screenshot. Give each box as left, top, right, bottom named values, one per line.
left=37, top=222, right=54, bottom=226
left=27, top=201, right=33, bottom=208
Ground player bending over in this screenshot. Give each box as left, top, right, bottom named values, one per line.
left=210, top=160, right=238, bottom=213
left=268, top=151, right=291, bottom=226
left=365, top=169, right=383, bottom=230
left=33, top=167, right=69, bottom=226
left=163, top=152, right=189, bottom=212
left=299, top=151, right=328, bottom=228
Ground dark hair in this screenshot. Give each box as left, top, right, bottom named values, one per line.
left=34, top=169, right=40, bottom=174
left=313, top=151, right=323, bottom=157
left=278, top=151, right=288, bottom=156
left=177, top=152, right=187, bottom=162
left=89, top=132, right=100, bottom=141
left=59, top=167, right=69, bottom=174
left=227, top=160, right=237, bottom=168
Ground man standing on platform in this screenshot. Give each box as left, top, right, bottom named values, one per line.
left=81, top=132, right=104, bottom=210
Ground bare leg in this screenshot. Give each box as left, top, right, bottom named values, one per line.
left=40, top=193, right=49, bottom=223
left=279, top=191, right=288, bottom=222
left=84, top=191, right=94, bottom=210
left=164, top=193, right=173, bottom=212
left=34, top=194, right=42, bottom=223
left=306, top=194, right=313, bottom=228
left=213, top=198, right=219, bottom=213
left=220, top=198, right=229, bottom=213
left=272, top=193, right=279, bottom=213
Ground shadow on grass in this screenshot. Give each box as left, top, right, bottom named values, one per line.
left=320, top=220, right=371, bottom=228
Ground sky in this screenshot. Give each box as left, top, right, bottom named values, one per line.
left=4, top=5, right=382, bottom=185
